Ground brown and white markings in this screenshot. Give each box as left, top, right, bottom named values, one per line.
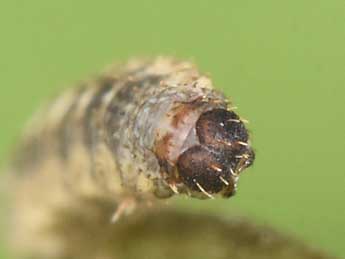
left=9, top=57, right=255, bottom=256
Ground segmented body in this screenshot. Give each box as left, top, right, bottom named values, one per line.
left=10, top=57, right=254, bottom=257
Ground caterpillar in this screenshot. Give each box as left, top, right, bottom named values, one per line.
left=9, top=57, right=255, bottom=258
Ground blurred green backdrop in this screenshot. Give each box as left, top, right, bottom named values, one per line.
left=0, top=0, right=344, bottom=258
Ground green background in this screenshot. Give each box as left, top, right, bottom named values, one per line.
left=0, top=1, right=344, bottom=258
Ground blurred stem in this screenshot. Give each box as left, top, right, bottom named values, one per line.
left=21, top=197, right=334, bottom=259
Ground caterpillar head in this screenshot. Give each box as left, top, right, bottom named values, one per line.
left=177, top=109, right=255, bottom=198
left=154, top=97, right=255, bottom=199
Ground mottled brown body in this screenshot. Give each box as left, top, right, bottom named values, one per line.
left=10, top=57, right=254, bottom=257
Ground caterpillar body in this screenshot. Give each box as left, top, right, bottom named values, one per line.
left=10, top=57, right=255, bottom=257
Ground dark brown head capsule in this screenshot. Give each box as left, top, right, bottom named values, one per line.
left=176, top=108, right=255, bottom=198
left=177, top=145, right=230, bottom=193
left=196, top=109, right=249, bottom=147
